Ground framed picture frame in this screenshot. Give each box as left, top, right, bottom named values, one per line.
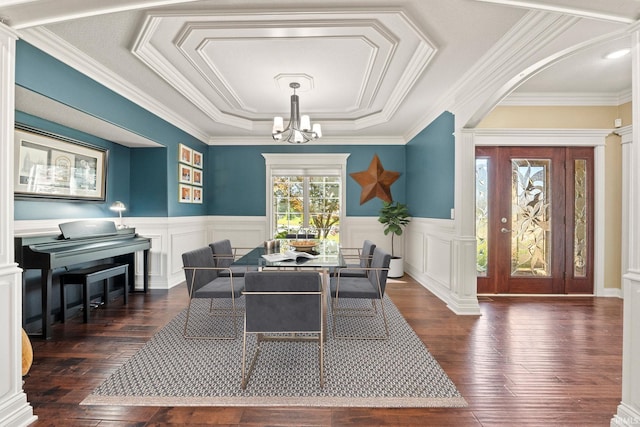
left=179, top=184, right=192, bottom=203
left=192, top=150, right=203, bottom=169
left=179, top=164, right=193, bottom=184
left=14, top=125, right=107, bottom=201
left=192, top=187, right=203, bottom=204
left=179, top=143, right=193, bottom=165
left=192, top=169, right=202, bottom=186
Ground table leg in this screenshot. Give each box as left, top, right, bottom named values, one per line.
left=321, top=268, right=329, bottom=342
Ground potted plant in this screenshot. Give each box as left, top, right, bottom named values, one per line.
left=378, top=201, right=411, bottom=278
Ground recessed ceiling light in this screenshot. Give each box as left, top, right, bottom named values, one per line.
left=605, top=48, right=630, bottom=59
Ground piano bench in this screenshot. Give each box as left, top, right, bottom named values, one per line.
left=60, top=263, right=129, bottom=323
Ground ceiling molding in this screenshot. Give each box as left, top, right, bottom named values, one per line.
left=18, top=26, right=210, bottom=143
left=130, top=8, right=436, bottom=131
left=7, top=0, right=202, bottom=29
left=207, top=135, right=406, bottom=146
left=472, top=0, right=637, bottom=24
left=355, top=40, right=436, bottom=130
left=132, top=15, right=253, bottom=130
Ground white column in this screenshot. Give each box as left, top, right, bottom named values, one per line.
left=611, top=28, right=640, bottom=427
left=0, top=23, right=37, bottom=427
left=446, top=125, right=480, bottom=315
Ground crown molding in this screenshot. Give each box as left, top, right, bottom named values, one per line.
left=18, top=27, right=210, bottom=143
left=7, top=0, right=202, bottom=30
left=207, top=135, right=406, bottom=146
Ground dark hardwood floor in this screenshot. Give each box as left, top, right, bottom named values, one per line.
left=23, top=276, right=623, bottom=426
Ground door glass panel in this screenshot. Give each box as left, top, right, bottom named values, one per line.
left=574, top=159, right=587, bottom=277
left=476, top=158, right=489, bottom=276
left=511, top=159, right=551, bottom=277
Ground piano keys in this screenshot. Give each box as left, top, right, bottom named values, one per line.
left=15, top=220, right=151, bottom=339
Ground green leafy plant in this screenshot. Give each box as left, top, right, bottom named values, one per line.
left=378, top=201, right=410, bottom=257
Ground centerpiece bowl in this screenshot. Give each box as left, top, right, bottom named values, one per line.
left=289, top=240, right=317, bottom=252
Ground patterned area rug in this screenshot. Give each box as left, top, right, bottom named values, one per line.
left=82, top=296, right=466, bottom=407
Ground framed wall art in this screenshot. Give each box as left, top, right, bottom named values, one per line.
left=192, top=187, right=202, bottom=204
left=192, top=149, right=202, bottom=169
left=179, top=184, right=192, bottom=203
left=179, top=164, right=193, bottom=184
left=14, top=125, right=107, bottom=201
left=192, top=169, right=202, bottom=186
left=179, top=143, right=193, bottom=165
left=177, top=143, right=204, bottom=203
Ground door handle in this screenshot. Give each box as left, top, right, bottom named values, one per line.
left=500, top=227, right=512, bottom=233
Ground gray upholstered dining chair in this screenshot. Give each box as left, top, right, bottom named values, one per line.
left=241, top=271, right=324, bottom=389
left=336, top=240, right=376, bottom=278
left=209, top=239, right=258, bottom=277
left=330, top=247, right=391, bottom=340
left=182, top=246, right=245, bottom=340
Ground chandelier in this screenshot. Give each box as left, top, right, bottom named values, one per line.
left=272, top=82, right=322, bottom=144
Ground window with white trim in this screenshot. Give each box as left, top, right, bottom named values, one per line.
left=263, top=153, right=349, bottom=242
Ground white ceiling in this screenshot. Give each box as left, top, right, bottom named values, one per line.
left=1, top=0, right=638, bottom=147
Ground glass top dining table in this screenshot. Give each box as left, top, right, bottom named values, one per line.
left=233, top=239, right=346, bottom=270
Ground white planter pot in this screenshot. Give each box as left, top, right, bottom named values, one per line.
left=388, top=256, right=404, bottom=278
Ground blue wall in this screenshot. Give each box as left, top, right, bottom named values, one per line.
left=406, top=112, right=455, bottom=219
left=130, top=147, right=168, bottom=216
left=208, top=145, right=406, bottom=216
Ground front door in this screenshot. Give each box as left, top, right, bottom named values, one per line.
left=476, top=146, right=594, bottom=294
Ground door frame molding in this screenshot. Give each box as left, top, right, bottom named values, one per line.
left=472, top=128, right=611, bottom=296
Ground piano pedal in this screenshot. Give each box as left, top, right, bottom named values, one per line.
left=89, top=299, right=104, bottom=309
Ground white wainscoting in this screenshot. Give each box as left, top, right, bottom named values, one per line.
left=116, top=216, right=269, bottom=290
left=340, top=216, right=394, bottom=256
left=404, top=217, right=459, bottom=306
left=340, top=216, right=469, bottom=314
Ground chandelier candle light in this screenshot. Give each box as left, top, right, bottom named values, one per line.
left=272, top=82, right=322, bottom=144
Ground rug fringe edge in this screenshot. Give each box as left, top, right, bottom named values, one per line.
left=80, top=395, right=468, bottom=408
